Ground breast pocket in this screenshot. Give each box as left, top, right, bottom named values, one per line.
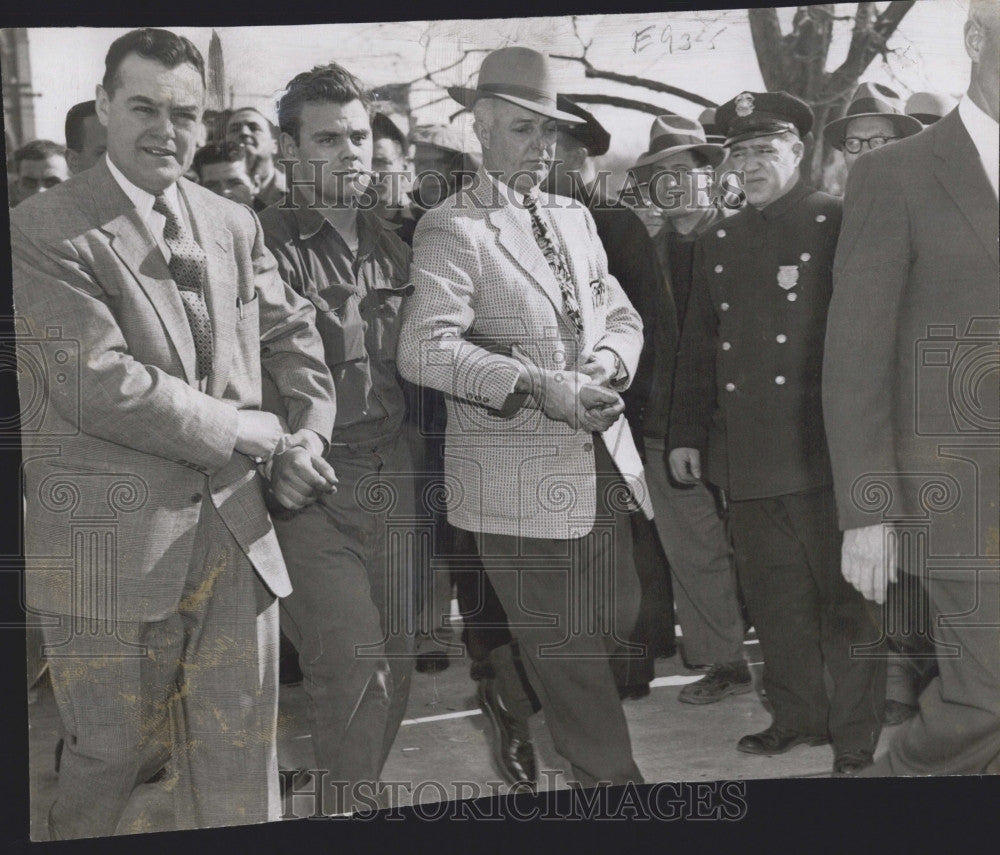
left=308, top=282, right=367, bottom=366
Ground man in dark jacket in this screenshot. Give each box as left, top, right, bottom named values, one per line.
left=670, top=91, right=884, bottom=776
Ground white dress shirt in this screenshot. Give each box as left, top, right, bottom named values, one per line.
left=106, top=155, right=188, bottom=262
left=958, top=96, right=999, bottom=200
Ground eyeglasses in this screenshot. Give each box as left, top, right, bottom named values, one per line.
left=842, top=135, right=900, bottom=154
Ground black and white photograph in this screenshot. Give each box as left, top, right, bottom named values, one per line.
left=1, top=0, right=997, bottom=845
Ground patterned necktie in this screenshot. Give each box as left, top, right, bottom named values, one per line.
left=523, top=193, right=584, bottom=335
left=152, top=194, right=214, bottom=379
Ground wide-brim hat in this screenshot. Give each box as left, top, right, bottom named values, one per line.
left=905, top=90, right=956, bottom=125
left=410, top=124, right=466, bottom=155
left=447, top=46, right=583, bottom=124
left=554, top=95, right=611, bottom=156
left=716, top=90, right=814, bottom=147
left=825, top=82, right=923, bottom=147
left=632, top=113, right=726, bottom=170
left=371, top=112, right=408, bottom=149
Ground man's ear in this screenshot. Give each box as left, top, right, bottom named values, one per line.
left=278, top=132, right=298, bottom=161
left=472, top=120, right=490, bottom=151
left=965, top=18, right=983, bottom=64
left=790, top=138, right=805, bottom=166
left=95, top=85, right=111, bottom=129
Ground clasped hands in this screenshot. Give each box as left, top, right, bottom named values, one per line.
left=520, top=348, right=625, bottom=432
left=234, top=410, right=337, bottom=510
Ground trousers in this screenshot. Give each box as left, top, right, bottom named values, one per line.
left=43, top=493, right=280, bottom=838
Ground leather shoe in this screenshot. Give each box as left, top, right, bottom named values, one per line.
left=679, top=660, right=752, bottom=705
left=832, top=750, right=874, bottom=776
left=737, top=724, right=829, bottom=756
left=883, top=699, right=918, bottom=727
left=416, top=651, right=450, bottom=674
left=477, top=679, right=537, bottom=788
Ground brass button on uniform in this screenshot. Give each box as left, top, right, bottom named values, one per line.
left=725, top=382, right=736, bottom=392
left=715, top=264, right=724, bottom=273
left=722, top=342, right=732, bottom=351
left=775, top=375, right=786, bottom=385
left=787, top=292, right=798, bottom=302
left=776, top=334, right=787, bottom=343
left=721, top=302, right=730, bottom=311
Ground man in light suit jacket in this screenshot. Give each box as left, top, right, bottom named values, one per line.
left=823, top=0, right=999, bottom=775
left=12, top=29, right=336, bottom=837
left=398, top=47, right=647, bottom=787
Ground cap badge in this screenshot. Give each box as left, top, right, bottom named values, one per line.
left=735, top=92, right=755, bottom=117
left=777, top=265, right=799, bottom=290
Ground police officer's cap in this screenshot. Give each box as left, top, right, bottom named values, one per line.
left=716, top=91, right=814, bottom=147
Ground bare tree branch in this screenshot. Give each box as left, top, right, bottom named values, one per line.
left=550, top=54, right=715, bottom=108
left=823, top=0, right=916, bottom=100
left=570, top=15, right=594, bottom=56
left=748, top=6, right=788, bottom=91
left=560, top=93, right=669, bottom=116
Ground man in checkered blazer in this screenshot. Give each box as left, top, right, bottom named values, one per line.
left=398, top=46, right=648, bottom=787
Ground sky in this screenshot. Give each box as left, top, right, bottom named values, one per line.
left=18, top=0, right=974, bottom=168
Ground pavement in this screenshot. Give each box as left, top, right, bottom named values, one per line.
left=26, top=619, right=886, bottom=839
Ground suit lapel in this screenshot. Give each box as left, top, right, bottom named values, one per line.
left=92, top=165, right=198, bottom=385
left=487, top=201, right=572, bottom=328
left=932, top=110, right=1000, bottom=268
left=181, top=181, right=236, bottom=397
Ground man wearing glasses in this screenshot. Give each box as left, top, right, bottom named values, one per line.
left=825, top=83, right=923, bottom=174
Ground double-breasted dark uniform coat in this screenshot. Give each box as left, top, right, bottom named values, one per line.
left=670, top=171, right=884, bottom=756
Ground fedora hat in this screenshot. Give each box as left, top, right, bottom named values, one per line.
left=371, top=112, right=408, bottom=149
left=905, top=91, right=956, bottom=125
left=697, top=107, right=726, bottom=144
left=632, top=113, right=726, bottom=170
left=555, top=95, right=611, bottom=156
left=447, top=46, right=583, bottom=124
left=825, top=82, right=923, bottom=147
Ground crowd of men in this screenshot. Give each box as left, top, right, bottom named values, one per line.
left=9, top=1, right=998, bottom=838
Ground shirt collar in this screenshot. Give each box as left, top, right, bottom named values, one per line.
left=659, top=206, right=724, bottom=240
left=959, top=95, right=999, bottom=141
left=106, top=154, right=181, bottom=221
left=958, top=96, right=999, bottom=181
left=291, top=204, right=386, bottom=259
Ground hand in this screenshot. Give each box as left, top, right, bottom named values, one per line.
left=269, top=446, right=338, bottom=510
left=580, top=384, right=625, bottom=432
left=234, top=410, right=286, bottom=460
left=668, top=447, right=702, bottom=484
left=842, top=524, right=897, bottom=604
left=534, top=369, right=593, bottom=427
left=580, top=349, right=620, bottom=389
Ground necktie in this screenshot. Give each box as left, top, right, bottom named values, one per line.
left=153, top=194, right=214, bottom=379
left=523, top=193, right=584, bottom=335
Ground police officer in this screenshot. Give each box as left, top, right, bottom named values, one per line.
left=668, top=91, right=885, bottom=776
